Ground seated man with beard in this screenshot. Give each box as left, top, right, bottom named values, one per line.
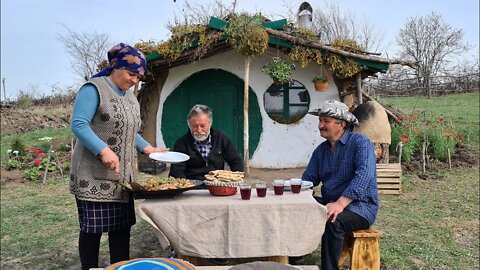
left=169, top=104, right=244, bottom=180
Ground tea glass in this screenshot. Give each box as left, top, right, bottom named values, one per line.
left=272, top=179, right=285, bottom=195
left=239, top=183, right=252, bottom=200
left=255, top=181, right=267, bottom=197
left=290, top=178, right=302, bottom=194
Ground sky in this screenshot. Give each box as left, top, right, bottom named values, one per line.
left=1, top=0, right=479, bottom=99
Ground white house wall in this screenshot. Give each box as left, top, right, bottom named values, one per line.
left=155, top=49, right=341, bottom=168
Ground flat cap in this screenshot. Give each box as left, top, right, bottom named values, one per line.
left=308, top=100, right=359, bottom=125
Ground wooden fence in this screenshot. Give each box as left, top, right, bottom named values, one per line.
left=364, top=73, right=479, bottom=97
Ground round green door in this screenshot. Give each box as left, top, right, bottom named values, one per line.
left=162, top=69, right=262, bottom=158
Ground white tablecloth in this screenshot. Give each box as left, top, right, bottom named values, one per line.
left=139, top=189, right=327, bottom=258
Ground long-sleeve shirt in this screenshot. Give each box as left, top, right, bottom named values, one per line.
left=302, top=129, right=379, bottom=225
left=71, top=79, right=149, bottom=156
left=169, top=128, right=244, bottom=180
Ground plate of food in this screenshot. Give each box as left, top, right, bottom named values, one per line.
left=283, top=180, right=314, bottom=191
left=149, top=152, right=190, bottom=163
left=122, top=177, right=203, bottom=199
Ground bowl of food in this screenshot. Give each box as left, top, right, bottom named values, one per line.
left=204, top=181, right=240, bottom=196
left=204, top=170, right=244, bottom=196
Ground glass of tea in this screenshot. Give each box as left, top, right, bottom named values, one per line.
left=272, top=179, right=285, bottom=195
left=290, top=178, right=302, bottom=193
left=255, top=181, right=267, bottom=197
left=239, top=183, right=252, bottom=200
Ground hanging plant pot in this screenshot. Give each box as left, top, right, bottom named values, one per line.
left=314, top=81, right=329, bottom=91
left=273, top=78, right=282, bottom=85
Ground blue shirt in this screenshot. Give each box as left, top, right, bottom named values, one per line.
left=71, top=77, right=149, bottom=156
left=302, top=129, right=379, bottom=225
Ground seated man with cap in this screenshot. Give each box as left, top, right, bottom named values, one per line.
left=302, top=100, right=378, bottom=270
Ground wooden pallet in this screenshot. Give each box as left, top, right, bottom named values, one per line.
left=376, top=163, right=402, bottom=195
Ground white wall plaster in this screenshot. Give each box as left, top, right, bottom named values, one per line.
left=154, top=49, right=341, bottom=168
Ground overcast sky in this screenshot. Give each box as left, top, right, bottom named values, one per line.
left=1, top=0, right=478, bottom=99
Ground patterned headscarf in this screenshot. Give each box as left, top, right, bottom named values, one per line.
left=91, top=43, right=147, bottom=78
left=308, top=100, right=359, bottom=126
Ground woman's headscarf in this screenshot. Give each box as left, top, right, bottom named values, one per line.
left=91, top=43, right=147, bottom=78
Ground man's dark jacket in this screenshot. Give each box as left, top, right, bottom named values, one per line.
left=169, top=128, right=244, bottom=180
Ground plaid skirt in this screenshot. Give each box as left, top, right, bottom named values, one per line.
left=76, top=194, right=136, bottom=233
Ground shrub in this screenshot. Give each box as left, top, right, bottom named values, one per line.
left=5, top=159, right=24, bottom=170
left=390, top=113, right=464, bottom=163
left=39, top=141, right=52, bottom=153
left=10, top=139, right=26, bottom=156
left=24, top=167, right=41, bottom=181
left=57, top=144, right=71, bottom=152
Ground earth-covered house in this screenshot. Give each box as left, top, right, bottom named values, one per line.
left=135, top=15, right=411, bottom=169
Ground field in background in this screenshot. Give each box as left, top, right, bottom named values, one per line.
left=378, top=92, right=480, bottom=146
left=1, top=93, right=479, bottom=269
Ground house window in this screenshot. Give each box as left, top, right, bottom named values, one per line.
left=263, top=80, right=310, bottom=124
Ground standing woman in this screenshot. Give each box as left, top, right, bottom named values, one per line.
left=70, top=43, right=166, bottom=270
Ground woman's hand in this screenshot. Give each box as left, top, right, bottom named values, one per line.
left=99, top=146, right=120, bottom=174
left=142, top=145, right=169, bottom=156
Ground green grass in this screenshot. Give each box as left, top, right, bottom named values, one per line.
left=1, top=127, right=72, bottom=161
left=0, top=179, right=167, bottom=269
left=1, top=93, right=479, bottom=269
left=376, top=168, right=479, bottom=269
left=378, top=92, right=480, bottom=146
left=1, top=167, right=478, bottom=269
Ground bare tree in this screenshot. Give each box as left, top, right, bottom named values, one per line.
left=57, top=25, right=112, bottom=81
left=311, top=1, right=386, bottom=53
left=397, top=12, right=470, bottom=98
left=169, top=0, right=239, bottom=27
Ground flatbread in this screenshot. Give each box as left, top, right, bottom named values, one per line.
left=205, top=170, right=244, bottom=182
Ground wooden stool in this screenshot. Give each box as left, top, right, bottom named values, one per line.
left=338, top=228, right=384, bottom=270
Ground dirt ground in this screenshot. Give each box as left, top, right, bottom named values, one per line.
left=0, top=105, right=71, bottom=133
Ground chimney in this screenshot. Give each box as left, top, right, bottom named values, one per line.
left=297, top=2, right=313, bottom=29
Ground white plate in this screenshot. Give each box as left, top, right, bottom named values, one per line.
left=149, top=152, right=190, bottom=163
left=283, top=180, right=313, bottom=191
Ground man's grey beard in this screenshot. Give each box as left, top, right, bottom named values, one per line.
left=193, top=132, right=209, bottom=142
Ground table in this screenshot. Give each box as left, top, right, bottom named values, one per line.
left=138, top=189, right=327, bottom=261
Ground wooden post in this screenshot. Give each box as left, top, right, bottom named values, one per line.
left=356, top=73, right=363, bottom=105
left=447, top=149, right=452, bottom=169
left=2, top=78, right=6, bottom=101
left=42, top=146, right=53, bottom=184
left=243, top=56, right=250, bottom=174
left=422, top=141, right=426, bottom=173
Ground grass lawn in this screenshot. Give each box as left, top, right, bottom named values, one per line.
left=378, top=92, right=480, bottom=146
left=1, top=93, right=479, bottom=269
left=1, top=165, right=478, bottom=269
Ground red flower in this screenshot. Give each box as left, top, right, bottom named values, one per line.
left=454, top=133, right=465, bottom=143
left=401, top=134, right=409, bottom=143
left=38, top=152, right=46, bottom=158
left=445, top=131, right=452, bottom=137
left=34, top=160, right=42, bottom=167
left=413, top=129, right=419, bottom=133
